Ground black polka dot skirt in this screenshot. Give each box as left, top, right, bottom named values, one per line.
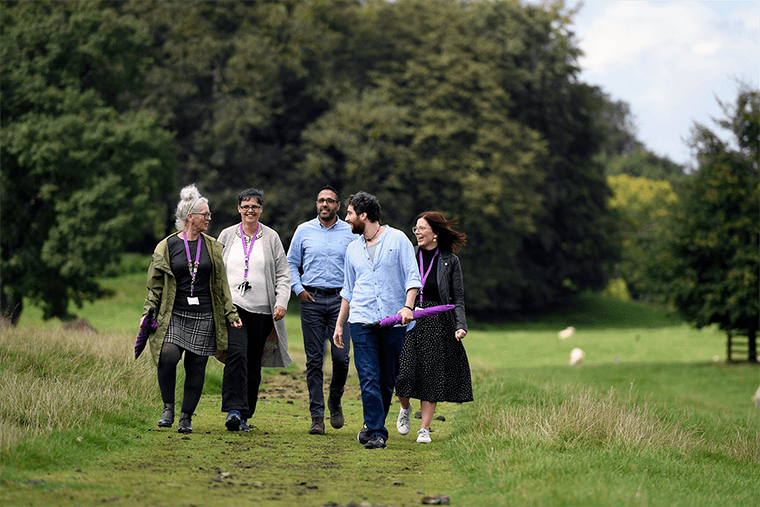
left=395, top=300, right=474, bottom=403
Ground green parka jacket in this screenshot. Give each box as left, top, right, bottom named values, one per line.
left=142, top=231, right=240, bottom=367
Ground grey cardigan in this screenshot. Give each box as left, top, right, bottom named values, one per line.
left=415, top=246, right=467, bottom=332
left=217, top=222, right=292, bottom=368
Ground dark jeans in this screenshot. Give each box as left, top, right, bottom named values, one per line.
left=350, top=323, right=406, bottom=441
left=221, top=307, right=273, bottom=419
left=301, top=292, right=351, bottom=419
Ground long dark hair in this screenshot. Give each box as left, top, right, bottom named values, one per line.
left=416, top=211, right=466, bottom=253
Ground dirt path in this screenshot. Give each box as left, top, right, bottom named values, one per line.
left=7, top=370, right=460, bottom=507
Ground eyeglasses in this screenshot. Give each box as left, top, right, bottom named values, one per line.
left=239, top=204, right=262, bottom=211
left=412, top=227, right=429, bottom=234
left=191, top=212, right=212, bottom=219
left=316, top=198, right=338, bottom=205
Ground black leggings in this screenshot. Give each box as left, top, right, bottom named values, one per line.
left=157, top=342, right=208, bottom=415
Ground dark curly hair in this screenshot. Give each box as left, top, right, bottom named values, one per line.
left=346, top=191, right=381, bottom=222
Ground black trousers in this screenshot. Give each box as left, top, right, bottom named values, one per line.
left=221, top=307, right=274, bottom=419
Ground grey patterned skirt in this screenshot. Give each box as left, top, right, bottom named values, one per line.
left=164, top=310, right=216, bottom=356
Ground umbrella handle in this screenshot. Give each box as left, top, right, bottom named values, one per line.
left=141, top=306, right=156, bottom=330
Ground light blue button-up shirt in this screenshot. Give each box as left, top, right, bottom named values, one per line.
left=341, top=225, right=421, bottom=325
left=287, top=217, right=357, bottom=295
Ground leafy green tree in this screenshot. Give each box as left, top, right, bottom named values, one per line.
left=1, top=1, right=174, bottom=322
left=593, top=91, right=641, bottom=159
left=124, top=0, right=362, bottom=242
left=300, top=0, right=620, bottom=314
left=604, top=149, right=686, bottom=184
left=591, top=88, right=685, bottom=184
left=661, top=88, right=759, bottom=361
left=607, top=174, right=678, bottom=302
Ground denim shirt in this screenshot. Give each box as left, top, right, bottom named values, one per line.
left=340, top=225, right=421, bottom=325
left=287, top=217, right=357, bottom=295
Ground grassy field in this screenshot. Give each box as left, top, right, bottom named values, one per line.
left=3, top=260, right=760, bottom=506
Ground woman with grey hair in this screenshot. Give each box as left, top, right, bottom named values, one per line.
left=142, top=184, right=242, bottom=433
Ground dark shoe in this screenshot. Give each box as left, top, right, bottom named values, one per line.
left=158, top=403, right=175, bottom=427
left=328, top=396, right=344, bottom=429
left=240, top=418, right=250, bottom=432
left=225, top=410, right=241, bottom=432
left=364, top=434, right=387, bottom=449
left=308, top=417, right=325, bottom=435
left=178, top=412, right=192, bottom=434
left=356, top=424, right=370, bottom=444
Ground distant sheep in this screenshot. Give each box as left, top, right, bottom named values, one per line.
left=753, top=385, right=760, bottom=408
left=569, top=347, right=585, bottom=366
left=558, top=326, right=575, bottom=340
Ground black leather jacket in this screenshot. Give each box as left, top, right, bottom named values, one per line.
left=415, top=247, right=467, bottom=332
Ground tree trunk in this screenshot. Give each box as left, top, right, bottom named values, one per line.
left=0, top=291, right=23, bottom=326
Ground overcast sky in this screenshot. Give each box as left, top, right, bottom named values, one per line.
left=530, top=0, right=759, bottom=168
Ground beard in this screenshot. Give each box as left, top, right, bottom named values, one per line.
left=319, top=208, right=337, bottom=221
left=351, top=221, right=365, bottom=235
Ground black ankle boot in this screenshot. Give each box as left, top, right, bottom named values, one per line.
left=178, top=412, right=192, bottom=434
left=158, top=403, right=175, bottom=427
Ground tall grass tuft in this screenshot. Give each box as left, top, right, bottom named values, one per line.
left=449, top=370, right=760, bottom=506
left=461, top=375, right=702, bottom=459
left=0, top=326, right=157, bottom=457
left=723, top=420, right=760, bottom=463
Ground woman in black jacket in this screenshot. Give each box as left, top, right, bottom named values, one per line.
left=395, top=211, right=473, bottom=444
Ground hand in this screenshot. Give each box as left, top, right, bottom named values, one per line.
left=332, top=327, right=344, bottom=349
left=231, top=319, right=243, bottom=329
left=273, top=306, right=286, bottom=321
left=398, top=306, right=414, bottom=325
left=297, top=290, right=314, bottom=302
left=455, top=329, right=467, bottom=341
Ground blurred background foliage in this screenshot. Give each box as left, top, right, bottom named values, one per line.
left=1, top=0, right=757, bottom=351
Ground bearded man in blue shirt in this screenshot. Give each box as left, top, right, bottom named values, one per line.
left=332, top=191, right=421, bottom=450
left=287, top=185, right=357, bottom=436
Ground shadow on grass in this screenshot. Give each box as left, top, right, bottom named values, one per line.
left=504, top=361, right=760, bottom=419
left=473, top=292, right=682, bottom=331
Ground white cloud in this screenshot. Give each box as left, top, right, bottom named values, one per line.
left=692, top=41, right=721, bottom=56
left=564, top=0, right=759, bottom=165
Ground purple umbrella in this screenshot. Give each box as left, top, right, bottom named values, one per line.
left=362, top=304, right=455, bottom=329
left=135, top=306, right=157, bottom=359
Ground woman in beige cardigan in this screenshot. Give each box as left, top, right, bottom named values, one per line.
left=216, top=187, right=292, bottom=432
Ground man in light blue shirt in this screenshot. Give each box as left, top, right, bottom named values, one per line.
left=287, top=185, right=356, bottom=436
left=332, top=191, right=421, bottom=450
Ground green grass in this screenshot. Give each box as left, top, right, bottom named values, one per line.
left=3, top=264, right=760, bottom=506
left=447, top=364, right=760, bottom=506
left=467, top=293, right=726, bottom=369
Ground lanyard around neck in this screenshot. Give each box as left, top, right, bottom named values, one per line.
left=418, top=248, right=439, bottom=302
left=240, top=223, right=260, bottom=279
left=182, top=231, right=203, bottom=296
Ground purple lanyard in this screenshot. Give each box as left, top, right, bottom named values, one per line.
left=182, top=231, right=203, bottom=296
left=240, top=223, right=260, bottom=279
left=418, top=248, right=439, bottom=302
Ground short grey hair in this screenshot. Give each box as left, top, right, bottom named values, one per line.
left=175, top=184, right=209, bottom=231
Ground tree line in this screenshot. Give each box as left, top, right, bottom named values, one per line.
left=2, top=0, right=757, bottom=352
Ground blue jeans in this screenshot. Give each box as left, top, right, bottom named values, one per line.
left=300, top=293, right=351, bottom=418
left=350, top=323, right=406, bottom=440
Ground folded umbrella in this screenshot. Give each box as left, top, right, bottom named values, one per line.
left=135, top=306, right=158, bottom=359
left=362, top=304, right=455, bottom=329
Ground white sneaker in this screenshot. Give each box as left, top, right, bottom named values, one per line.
left=396, top=404, right=412, bottom=435
left=417, top=428, right=431, bottom=443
